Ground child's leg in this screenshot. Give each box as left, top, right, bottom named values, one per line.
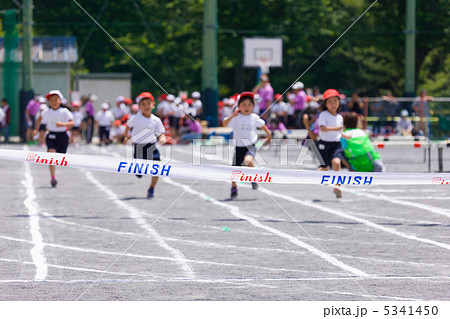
left=243, top=155, right=254, bottom=167
left=48, top=149, right=56, bottom=177
left=331, top=157, right=341, bottom=171
left=150, top=176, right=158, bottom=188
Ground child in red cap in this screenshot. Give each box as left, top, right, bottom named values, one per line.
left=123, top=92, right=166, bottom=198
left=317, top=89, right=344, bottom=198
left=223, top=92, right=272, bottom=199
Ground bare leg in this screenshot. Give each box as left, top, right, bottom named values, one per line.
left=150, top=176, right=158, bottom=189
left=331, top=157, right=342, bottom=198
left=48, top=149, right=56, bottom=177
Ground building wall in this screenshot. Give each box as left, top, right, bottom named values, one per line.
left=74, top=76, right=131, bottom=111
left=0, top=62, right=70, bottom=135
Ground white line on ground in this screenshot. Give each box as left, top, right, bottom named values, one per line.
left=41, top=211, right=450, bottom=269
left=0, top=234, right=323, bottom=275
left=163, top=178, right=369, bottom=278
left=342, top=187, right=450, bottom=219
left=21, top=146, right=48, bottom=281
left=0, top=275, right=448, bottom=285
left=82, top=169, right=196, bottom=279
left=253, top=185, right=450, bottom=251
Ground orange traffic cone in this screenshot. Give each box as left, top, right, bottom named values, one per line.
left=163, top=116, right=174, bottom=144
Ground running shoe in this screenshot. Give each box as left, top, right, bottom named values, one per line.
left=231, top=186, right=238, bottom=199
left=251, top=182, right=258, bottom=190
left=333, top=186, right=342, bottom=199
left=51, top=178, right=57, bottom=188
left=147, top=187, right=154, bottom=198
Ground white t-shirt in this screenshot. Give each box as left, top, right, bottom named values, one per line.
left=227, top=113, right=265, bottom=147
left=36, top=104, right=49, bottom=124
left=318, top=110, right=343, bottom=142
left=193, top=100, right=202, bottom=112
left=42, top=107, right=74, bottom=132
left=157, top=100, right=170, bottom=116
left=0, top=108, right=5, bottom=124
left=112, top=103, right=128, bottom=119
left=110, top=125, right=126, bottom=139
left=221, top=106, right=233, bottom=121
left=72, top=110, right=84, bottom=127
left=127, top=112, right=165, bottom=144
left=95, top=110, right=114, bottom=127
left=344, top=128, right=366, bottom=138
left=272, top=102, right=288, bottom=115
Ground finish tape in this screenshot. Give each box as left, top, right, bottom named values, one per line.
left=0, top=148, right=449, bottom=186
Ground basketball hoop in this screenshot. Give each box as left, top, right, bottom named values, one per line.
left=257, top=58, right=271, bottom=74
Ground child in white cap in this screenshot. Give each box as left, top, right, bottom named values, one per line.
left=34, top=90, right=74, bottom=187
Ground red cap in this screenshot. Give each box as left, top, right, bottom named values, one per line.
left=131, top=104, right=139, bottom=111
left=114, top=120, right=122, bottom=126
left=72, top=101, right=81, bottom=107
left=323, top=89, right=340, bottom=100
left=238, top=91, right=254, bottom=103
left=124, top=98, right=133, bottom=105
left=217, top=101, right=224, bottom=107
left=160, top=93, right=167, bottom=100
left=136, top=92, right=154, bottom=104
left=306, top=95, right=312, bottom=103
left=186, top=98, right=193, bottom=105
left=274, top=93, right=282, bottom=100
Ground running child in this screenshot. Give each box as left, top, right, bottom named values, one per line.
left=123, top=92, right=166, bottom=198
left=71, top=101, right=84, bottom=147
left=341, top=112, right=385, bottom=172
left=34, top=90, right=74, bottom=187
left=317, top=89, right=344, bottom=198
left=223, top=92, right=272, bottom=199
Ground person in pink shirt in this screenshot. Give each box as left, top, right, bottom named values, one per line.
left=292, top=82, right=307, bottom=128
left=25, top=95, right=42, bottom=143
left=252, top=74, right=274, bottom=122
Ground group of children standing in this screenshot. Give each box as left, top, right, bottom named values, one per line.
left=34, top=86, right=383, bottom=199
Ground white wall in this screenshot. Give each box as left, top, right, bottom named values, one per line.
left=75, top=77, right=131, bottom=111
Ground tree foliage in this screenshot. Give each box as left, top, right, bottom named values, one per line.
left=2, top=0, right=448, bottom=97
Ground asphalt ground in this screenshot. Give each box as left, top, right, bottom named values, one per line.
left=0, top=141, right=449, bottom=301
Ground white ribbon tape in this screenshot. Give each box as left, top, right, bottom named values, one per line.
left=0, top=148, right=449, bottom=186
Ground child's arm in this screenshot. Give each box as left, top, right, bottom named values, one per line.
left=157, top=133, right=167, bottom=145
left=341, top=131, right=352, bottom=140
left=56, top=119, right=74, bottom=128
left=222, top=109, right=239, bottom=127
left=260, top=124, right=272, bottom=146
left=122, top=125, right=131, bottom=144
left=33, top=115, right=42, bottom=136
left=320, top=125, right=343, bottom=132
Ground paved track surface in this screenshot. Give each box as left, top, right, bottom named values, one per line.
left=0, top=142, right=449, bottom=300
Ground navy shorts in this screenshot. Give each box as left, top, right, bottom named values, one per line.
left=39, top=124, right=47, bottom=132
left=317, top=141, right=343, bottom=168
left=46, top=131, right=69, bottom=153
left=134, top=143, right=161, bottom=161
left=98, top=126, right=110, bottom=140
left=233, top=144, right=257, bottom=166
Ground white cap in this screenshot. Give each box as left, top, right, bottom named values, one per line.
left=292, top=82, right=304, bottom=90
left=191, top=91, right=201, bottom=99
left=89, top=94, right=98, bottom=101
left=401, top=109, right=409, bottom=116
left=101, top=102, right=110, bottom=109
left=167, top=94, right=175, bottom=101
left=116, top=95, right=125, bottom=103
left=174, top=97, right=182, bottom=104
left=46, top=90, right=64, bottom=101
left=38, top=96, right=47, bottom=103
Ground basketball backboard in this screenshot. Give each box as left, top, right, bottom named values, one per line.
left=243, top=37, right=283, bottom=70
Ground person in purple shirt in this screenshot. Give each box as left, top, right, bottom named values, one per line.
left=25, top=95, right=42, bottom=143
left=292, top=82, right=307, bottom=128
left=82, top=94, right=96, bottom=144
left=252, top=74, right=274, bottom=122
